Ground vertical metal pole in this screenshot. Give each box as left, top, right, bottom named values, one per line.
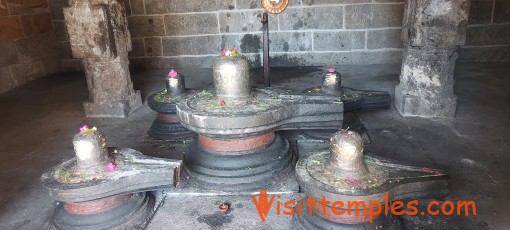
left=261, top=12, right=270, bottom=87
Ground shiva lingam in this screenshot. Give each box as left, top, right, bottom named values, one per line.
left=298, top=68, right=392, bottom=140
left=147, top=69, right=197, bottom=141
left=259, top=11, right=389, bottom=140
left=295, top=130, right=449, bottom=229
left=306, top=68, right=391, bottom=112
left=176, top=49, right=344, bottom=191
left=41, top=125, right=181, bottom=229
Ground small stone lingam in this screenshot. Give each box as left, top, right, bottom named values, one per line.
left=177, top=49, right=345, bottom=191
left=295, top=130, right=449, bottom=229
left=299, top=68, right=392, bottom=140
left=306, top=68, right=392, bottom=112
left=147, top=69, right=197, bottom=141
left=41, top=125, right=182, bottom=229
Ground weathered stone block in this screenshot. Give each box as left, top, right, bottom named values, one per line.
left=119, top=0, right=131, bottom=16
left=128, top=16, right=165, bottom=38
left=0, top=16, right=24, bottom=40
left=129, top=0, right=144, bottom=15
left=162, top=35, right=239, bottom=56
left=53, top=20, right=68, bottom=41
left=458, top=46, right=510, bottom=62
left=138, top=56, right=215, bottom=69
left=10, top=58, right=45, bottom=81
left=395, top=47, right=458, bottom=118
left=465, top=24, right=510, bottom=46
left=373, top=0, right=404, bottom=2
left=41, top=55, right=61, bottom=75
left=0, top=66, right=14, bottom=93
left=402, top=0, right=469, bottom=48
left=494, top=0, right=510, bottom=23
left=270, top=32, right=312, bottom=52
left=81, top=57, right=142, bottom=117
left=65, top=0, right=132, bottom=60
left=279, top=6, right=343, bottom=30
left=236, top=0, right=299, bottom=9
left=270, top=50, right=402, bottom=66
left=7, top=0, right=49, bottom=15
left=367, top=29, right=403, bottom=49
left=21, top=13, right=53, bottom=36
left=313, top=31, right=364, bottom=51
left=61, top=58, right=84, bottom=71
left=164, top=13, right=218, bottom=36
left=468, top=0, right=493, bottom=24
left=303, top=0, right=370, bottom=5
left=49, top=0, right=68, bottom=20
left=145, top=37, right=162, bottom=56
left=65, top=0, right=142, bottom=117
left=145, top=0, right=234, bottom=14
left=57, top=41, right=72, bottom=59
left=6, top=64, right=27, bottom=87
left=0, top=0, right=8, bottom=16
left=136, top=53, right=261, bottom=68
left=16, top=33, right=58, bottom=63
left=345, top=4, right=404, bottom=29
left=219, top=11, right=277, bottom=33
left=239, top=33, right=261, bottom=53
left=0, top=41, right=20, bottom=67
left=83, top=91, right=142, bottom=118
left=129, top=38, right=145, bottom=57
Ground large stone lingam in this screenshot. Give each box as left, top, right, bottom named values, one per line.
left=41, top=125, right=181, bottom=229
left=176, top=49, right=344, bottom=191
left=295, top=130, right=449, bottom=229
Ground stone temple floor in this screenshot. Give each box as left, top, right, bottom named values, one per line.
left=0, top=63, right=508, bottom=229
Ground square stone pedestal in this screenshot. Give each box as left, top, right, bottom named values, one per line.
left=83, top=90, right=142, bottom=118
left=395, top=86, right=457, bottom=118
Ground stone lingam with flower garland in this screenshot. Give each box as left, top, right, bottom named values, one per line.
left=294, top=130, right=449, bottom=229
left=176, top=48, right=344, bottom=191
left=147, top=69, right=197, bottom=141
left=41, top=125, right=182, bottom=229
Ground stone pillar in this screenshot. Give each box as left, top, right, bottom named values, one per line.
left=395, top=0, right=470, bottom=118
left=64, top=0, right=142, bottom=117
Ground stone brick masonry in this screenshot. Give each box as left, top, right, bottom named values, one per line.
left=48, top=0, right=510, bottom=69
left=0, top=0, right=60, bottom=93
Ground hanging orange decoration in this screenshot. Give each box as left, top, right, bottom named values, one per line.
left=261, top=0, right=289, bottom=14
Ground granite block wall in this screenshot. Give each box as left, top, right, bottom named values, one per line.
left=50, top=0, right=510, bottom=69
left=0, top=0, right=60, bottom=93
left=125, top=0, right=406, bottom=68
left=459, top=0, right=510, bottom=61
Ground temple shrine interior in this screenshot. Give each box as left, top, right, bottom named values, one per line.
left=0, top=0, right=509, bottom=229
